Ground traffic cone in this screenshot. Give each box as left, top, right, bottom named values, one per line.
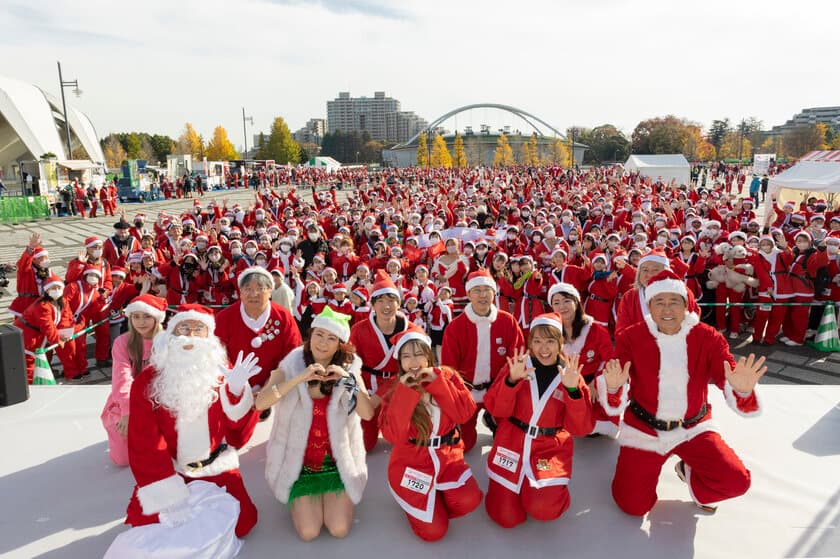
left=32, top=348, right=56, bottom=385
left=807, top=304, right=840, bottom=353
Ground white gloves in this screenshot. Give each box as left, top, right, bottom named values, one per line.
left=225, top=351, right=261, bottom=396
left=158, top=498, right=193, bottom=527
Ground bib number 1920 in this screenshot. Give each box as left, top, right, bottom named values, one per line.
left=400, top=467, right=433, bottom=495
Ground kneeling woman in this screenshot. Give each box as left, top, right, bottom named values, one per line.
left=380, top=325, right=483, bottom=542
left=258, top=308, right=375, bottom=541
left=484, top=312, right=594, bottom=528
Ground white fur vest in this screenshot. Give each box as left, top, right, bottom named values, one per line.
left=264, top=347, right=368, bottom=504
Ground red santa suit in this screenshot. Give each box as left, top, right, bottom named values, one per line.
left=752, top=244, right=793, bottom=344
left=9, top=246, right=50, bottom=318
left=103, top=235, right=139, bottom=268
left=782, top=245, right=829, bottom=344
left=124, top=365, right=259, bottom=537
left=13, top=297, right=77, bottom=383
left=546, top=263, right=591, bottom=295
left=615, top=286, right=699, bottom=333
left=349, top=312, right=409, bottom=451
left=381, top=367, right=482, bottom=541
left=601, top=312, right=759, bottom=516
left=214, top=301, right=301, bottom=389
left=483, top=356, right=594, bottom=528
left=563, top=318, right=616, bottom=436
left=440, top=304, right=525, bottom=451
left=63, top=277, right=104, bottom=377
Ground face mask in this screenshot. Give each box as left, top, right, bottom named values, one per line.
left=430, top=237, right=440, bottom=244
left=47, top=288, right=63, bottom=299
left=255, top=212, right=264, bottom=220
left=85, top=275, right=99, bottom=286
left=544, top=229, right=555, bottom=239
left=91, top=249, right=102, bottom=259
left=256, top=259, right=267, bottom=267
left=209, top=253, right=221, bottom=262
left=828, top=246, right=839, bottom=255
left=507, top=234, right=517, bottom=240
left=256, top=228, right=266, bottom=235
left=604, top=209, right=612, bottom=216
left=388, top=231, right=397, bottom=238
left=642, top=203, right=651, bottom=211
left=280, top=244, right=292, bottom=253
left=221, top=226, right=231, bottom=234
left=231, top=247, right=242, bottom=256
left=245, top=247, right=257, bottom=257
left=235, top=211, right=245, bottom=221
left=39, top=259, right=51, bottom=268
left=562, top=216, right=571, bottom=224
left=364, top=223, right=373, bottom=231
left=308, top=233, right=319, bottom=242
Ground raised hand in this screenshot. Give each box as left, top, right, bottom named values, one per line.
left=29, top=232, right=41, bottom=248
left=559, top=353, right=583, bottom=388
left=77, top=248, right=88, bottom=263
left=506, top=347, right=534, bottom=383
left=225, top=351, right=261, bottom=395
left=603, top=358, right=631, bottom=390
left=724, top=353, right=767, bottom=394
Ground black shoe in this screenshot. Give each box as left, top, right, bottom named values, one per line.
left=481, top=410, right=498, bottom=435
left=96, top=359, right=112, bottom=368
left=259, top=408, right=272, bottom=422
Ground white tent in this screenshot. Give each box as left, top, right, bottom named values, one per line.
left=763, top=151, right=840, bottom=224
left=306, top=156, right=341, bottom=171
left=624, top=154, right=690, bottom=186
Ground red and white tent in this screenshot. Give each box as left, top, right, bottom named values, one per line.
left=764, top=150, right=840, bottom=223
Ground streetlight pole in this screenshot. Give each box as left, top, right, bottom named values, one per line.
left=57, top=61, right=80, bottom=159
left=242, top=107, right=253, bottom=159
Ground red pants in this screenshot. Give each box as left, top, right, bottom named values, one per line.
left=715, top=286, right=743, bottom=332
left=485, top=479, right=570, bottom=528
left=752, top=296, right=786, bottom=343
left=126, top=471, right=258, bottom=537
left=105, top=200, right=116, bottom=216
left=75, top=201, right=86, bottom=218
left=406, top=477, right=483, bottom=541
left=24, top=343, right=79, bottom=383
left=783, top=296, right=812, bottom=344
left=460, top=406, right=486, bottom=452
left=88, top=201, right=97, bottom=218
left=611, top=431, right=751, bottom=516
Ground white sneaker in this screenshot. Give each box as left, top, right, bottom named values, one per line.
left=783, top=339, right=803, bottom=347
left=675, top=460, right=718, bottom=514
left=729, top=332, right=739, bottom=340
left=779, top=335, right=791, bottom=344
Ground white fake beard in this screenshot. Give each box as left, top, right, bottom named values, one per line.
left=149, top=334, right=227, bottom=422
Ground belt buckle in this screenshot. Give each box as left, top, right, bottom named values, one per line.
left=186, top=462, right=202, bottom=474
left=429, top=436, right=441, bottom=448
left=666, top=419, right=682, bottom=431
left=527, top=425, right=539, bottom=438
left=381, top=371, right=392, bottom=379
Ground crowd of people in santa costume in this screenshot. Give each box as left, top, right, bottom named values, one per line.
left=6, top=162, right=835, bottom=556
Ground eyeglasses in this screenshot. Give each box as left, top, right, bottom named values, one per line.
left=174, top=323, right=208, bottom=335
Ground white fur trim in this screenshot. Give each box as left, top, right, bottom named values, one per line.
left=33, top=249, right=49, bottom=259
left=85, top=239, right=103, bottom=248
left=592, top=419, right=620, bottom=438
left=136, top=474, right=189, bottom=515
left=638, top=253, right=670, bottom=268
left=617, top=420, right=719, bottom=456
left=548, top=282, right=580, bottom=303
left=311, top=314, right=351, bottom=342
left=219, top=384, right=255, bottom=422
left=167, top=310, right=215, bottom=333
left=644, top=312, right=699, bottom=420
left=465, top=275, right=497, bottom=292
left=175, top=446, right=241, bottom=478
left=723, top=381, right=762, bottom=418
left=43, top=279, right=63, bottom=291
left=436, top=468, right=474, bottom=491
left=464, top=304, right=497, bottom=402
left=83, top=268, right=103, bottom=278
left=238, top=266, right=273, bottom=288
left=371, top=286, right=401, bottom=299
left=176, top=409, right=211, bottom=465
left=645, top=278, right=688, bottom=303
left=595, top=374, right=628, bottom=417
left=394, top=331, right=432, bottom=355
left=530, top=316, right=563, bottom=335
left=124, top=300, right=166, bottom=323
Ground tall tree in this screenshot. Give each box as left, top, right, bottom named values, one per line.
left=101, top=135, right=127, bottom=168
left=176, top=123, right=204, bottom=156
left=206, top=125, right=240, bottom=160
left=416, top=132, right=429, bottom=167
left=707, top=119, right=731, bottom=151
left=430, top=134, right=452, bottom=168
left=262, top=116, right=300, bottom=164
left=150, top=134, right=175, bottom=163
left=718, top=132, right=752, bottom=160
left=783, top=124, right=827, bottom=158
left=527, top=134, right=540, bottom=165
left=545, top=138, right=571, bottom=166
left=124, top=133, right=143, bottom=159
left=452, top=132, right=468, bottom=168
left=493, top=133, right=515, bottom=167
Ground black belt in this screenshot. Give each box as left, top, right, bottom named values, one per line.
left=508, top=416, right=562, bottom=437
left=409, top=426, right=461, bottom=448
left=18, top=292, right=39, bottom=298
left=186, top=443, right=228, bottom=471
left=362, top=364, right=394, bottom=379
left=18, top=318, right=41, bottom=333
left=471, top=380, right=492, bottom=391
left=629, top=400, right=707, bottom=431
left=588, top=294, right=609, bottom=303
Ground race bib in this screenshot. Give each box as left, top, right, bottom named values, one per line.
left=400, top=467, right=433, bottom=495
left=492, top=446, right=521, bottom=473
left=759, top=304, right=772, bottom=312
left=552, top=388, right=565, bottom=400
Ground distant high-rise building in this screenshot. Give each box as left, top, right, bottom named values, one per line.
left=771, top=106, right=840, bottom=134
left=293, top=118, right=327, bottom=145
left=327, top=91, right=425, bottom=142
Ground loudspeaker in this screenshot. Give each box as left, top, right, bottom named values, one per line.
left=0, top=324, right=29, bottom=406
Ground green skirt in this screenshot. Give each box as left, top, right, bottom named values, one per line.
left=288, top=455, right=345, bottom=504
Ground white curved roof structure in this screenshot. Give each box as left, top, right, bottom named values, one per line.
left=0, top=74, right=103, bottom=164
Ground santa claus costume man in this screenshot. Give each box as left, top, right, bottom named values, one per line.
left=9, top=233, right=52, bottom=319
left=440, top=269, right=525, bottom=452
left=601, top=270, right=767, bottom=516
left=114, top=304, right=262, bottom=558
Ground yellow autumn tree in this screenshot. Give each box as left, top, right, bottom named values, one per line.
left=545, top=138, right=571, bottom=167
left=205, top=125, right=240, bottom=160
left=452, top=132, right=468, bottom=168
left=416, top=132, right=429, bottom=167
left=493, top=133, right=515, bottom=167
left=177, top=122, right=204, bottom=156
left=718, top=132, right=752, bottom=160
left=696, top=140, right=716, bottom=161
left=832, top=135, right=840, bottom=150
left=815, top=123, right=831, bottom=150
left=429, top=134, right=452, bottom=168
left=528, top=135, right=540, bottom=165
left=102, top=135, right=127, bottom=168
left=519, top=138, right=533, bottom=165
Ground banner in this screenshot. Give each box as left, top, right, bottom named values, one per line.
left=754, top=153, right=775, bottom=175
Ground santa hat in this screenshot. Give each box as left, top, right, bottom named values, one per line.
left=387, top=258, right=402, bottom=270
left=305, top=280, right=322, bottom=294
left=530, top=312, right=565, bottom=336
left=357, top=263, right=370, bottom=272
left=644, top=269, right=688, bottom=303
left=794, top=230, right=812, bottom=242
left=591, top=252, right=608, bottom=265
left=783, top=201, right=796, bottom=210
left=313, top=252, right=326, bottom=263
left=548, top=282, right=580, bottom=303
left=404, top=295, right=418, bottom=304
left=193, top=199, right=201, bottom=207
left=32, top=246, right=48, bottom=260
left=111, top=266, right=127, bottom=277
left=84, top=236, right=102, bottom=248
left=43, top=275, right=64, bottom=292
left=680, top=235, right=696, bottom=245
left=238, top=266, right=274, bottom=288
left=168, top=303, right=215, bottom=333
left=124, top=294, right=167, bottom=323
left=465, top=269, right=497, bottom=292
left=613, top=248, right=628, bottom=261
left=728, top=231, right=747, bottom=242
left=269, top=266, right=286, bottom=277
left=83, top=265, right=102, bottom=278
left=182, top=218, right=195, bottom=227
left=371, top=269, right=401, bottom=300
left=310, top=307, right=352, bottom=342
left=551, top=247, right=568, bottom=259
left=638, top=248, right=670, bottom=269
left=332, top=283, right=348, bottom=293
left=415, top=264, right=428, bottom=273
left=134, top=213, right=146, bottom=221
left=352, top=287, right=369, bottom=301
left=810, top=214, right=826, bottom=223
left=391, top=324, right=432, bottom=356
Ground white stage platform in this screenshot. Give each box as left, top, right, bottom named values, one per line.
left=2, top=386, right=839, bottom=559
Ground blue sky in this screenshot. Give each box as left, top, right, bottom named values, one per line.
left=1, top=0, right=837, bottom=148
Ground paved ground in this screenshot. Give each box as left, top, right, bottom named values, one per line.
left=1, top=185, right=838, bottom=386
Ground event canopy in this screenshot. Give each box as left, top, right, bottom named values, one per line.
left=623, top=154, right=690, bottom=186
left=764, top=150, right=840, bottom=223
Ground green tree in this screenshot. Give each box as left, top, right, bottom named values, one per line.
left=416, top=132, right=429, bottom=167
left=206, top=125, right=240, bottom=160
left=493, top=133, right=514, bottom=167
left=150, top=134, right=175, bottom=163
left=719, top=132, right=752, bottom=160
left=578, top=125, right=630, bottom=164
left=452, top=132, right=468, bottom=168
left=124, top=133, right=143, bottom=159
left=430, top=134, right=452, bottom=168
left=707, top=119, right=731, bottom=152
left=262, top=116, right=300, bottom=164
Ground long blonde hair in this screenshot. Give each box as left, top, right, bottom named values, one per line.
left=127, top=314, right=163, bottom=378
